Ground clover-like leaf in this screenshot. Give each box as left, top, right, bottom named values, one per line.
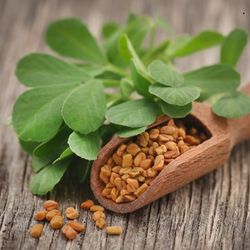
left=160, top=101, right=192, bottom=118
left=116, top=126, right=147, bottom=138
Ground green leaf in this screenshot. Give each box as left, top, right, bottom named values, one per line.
left=220, top=28, right=248, bottom=66
left=29, top=158, right=71, bottom=195
left=102, top=22, right=120, bottom=39
left=117, top=126, right=147, bottom=138
left=106, top=99, right=160, bottom=128
left=78, top=160, right=91, bottom=183
left=160, top=101, right=192, bottom=118
left=46, top=18, right=106, bottom=64
left=53, top=148, right=73, bottom=164
left=31, top=156, right=48, bottom=173
left=120, top=79, right=134, bottom=99
left=149, top=84, right=200, bottom=106
left=19, top=139, right=39, bottom=154
left=212, top=92, right=250, bottom=118
left=68, top=131, right=100, bottom=160
left=148, top=60, right=184, bottom=87
left=12, top=85, right=74, bottom=142
left=170, top=31, right=224, bottom=57
left=62, top=79, right=106, bottom=134
left=184, top=64, right=240, bottom=99
left=166, top=35, right=191, bottom=56
left=16, top=53, right=91, bottom=87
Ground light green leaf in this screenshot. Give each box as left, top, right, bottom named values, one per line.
left=62, top=79, right=106, bottom=134
left=12, top=85, right=74, bottom=142
left=16, top=53, right=91, bottom=87
left=221, top=28, right=248, bottom=66
left=106, top=99, right=160, bottom=128
left=46, top=18, right=106, bottom=64
left=29, top=158, right=71, bottom=195
left=117, top=126, right=147, bottom=138
left=31, top=156, right=48, bottom=173
left=120, top=79, right=134, bottom=99
left=213, top=92, right=250, bottom=118
left=160, top=101, right=192, bottom=118
left=148, top=60, right=184, bottom=87
left=166, top=35, right=191, bottom=56
left=102, top=22, right=120, bottom=39
left=170, top=31, right=224, bottom=57
left=149, top=84, right=200, bottom=106
left=53, top=148, right=73, bottom=164
left=184, top=64, right=240, bottom=99
left=68, top=131, right=100, bottom=160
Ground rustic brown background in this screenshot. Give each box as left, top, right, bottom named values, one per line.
left=0, top=0, right=250, bottom=249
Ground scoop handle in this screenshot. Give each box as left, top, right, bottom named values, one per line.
left=228, top=84, right=250, bottom=146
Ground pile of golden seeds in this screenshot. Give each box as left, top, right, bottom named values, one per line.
left=30, top=199, right=122, bottom=240
left=100, top=119, right=207, bottom=203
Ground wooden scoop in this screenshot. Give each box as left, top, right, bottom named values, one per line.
left=91, top=84, right=250, bottom=213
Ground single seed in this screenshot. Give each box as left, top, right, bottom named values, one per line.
left=90, top=205, right=104, bottom=212
left=80, top=199, right=94, bottom=209
left=96, top=218, right=106, bottom=229
left=114, top=177, right=123, bottom=191
left=138, top=132, right=149, bottom=147
left=112, top=153, right=122, bottom=165
left=30, top=224, right=43, bottom=238
left=110, top=172, right=119, bottom=185
left=62, top=225, right=77, bottom=240
left=100, top=165, right=112, bottom=177
left=122, top=154, right=133, bottom=168
left=92, top=211, right=106, bottom=221
left=126, top=143, right=141, bottom=156
left=185, top=135, right=201, bottom=145
left=123, top=194, right=136, bottom=202
left=115, top=195, right=124, bottom=203
left=111, top=187, right=119, bottom=201
left=140, top=159, right=152, bottom=170
left=34, top=210, right=47, bottom=221
left=112, top=166, right=121, bottom=173
left=126, top=178, right=139, bottom=192
left=166, top=141, right=177, bottom=151
left=147, top=168, right=158, bottom=178
left=46, top=209, right=61, bottom=221
left=120, top=189, right=129, bottom=196
left=149, top=128, right=159, bottom=140
left=134, top=183, right=148, bottom=197
left=100, top=171, right=109, bottom=184
left=155, top=145, right=167, bottom=155
left=65, top=207, right=79, bottom=219
left=158, top=134, right=174, bottom=142
left=106, top=226, right=122, bottom=235
left=178, top=127, right=186, bottom=138
left=43, top=200, right=58, bottom=211
left=134, top=152, right=146, bottom=167
left=153, top=155, right=164, bottom=171
left=50, top=215, right=64, bottom=229
left=116, top=144, right=127, bottom=156
left=160, top=125, right=176, bottom=135
left=67, top=220, right=85, bottom=233
left=102, top=187, right=112, bottom=197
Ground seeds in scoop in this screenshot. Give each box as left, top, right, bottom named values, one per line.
left=90, top=205, right=104, bottom=212
left=126, top=178, right=139, bottom=192
left=112, top=153, right=122, bottom=165
left=116, top=144, right=127, bottom=156
left=122, top=154, right=133, bottom=168
left=46, top=209, right=61, bottom=221
left=44, top=200, right=58, bottom=211
left=65, top=207, right=79, bottom=219
left=106, top=226, right=122, bottom=235
left=80, top=199, right=94, bottom=209
left=160, top=125, right=176, bottom=135
left=134, top=183, right=148, bottom=197
left=126, top=143, right=141, bottom=156
left=34, top=210, right=47, bottom=221
left=67, top=220, right=85, bottom=233
left=149, top=128, right=159, bottom=140
left=153, top=155, right=164, bottom=171
left=50, top=215, right=64, bottom=229
left=61, top=225, right=77, bottom=240
left=134, top=152, right=146, bottom=167
left=30, top=224, right=43, bottom=238
left=138, top=132, right=149, bottom=147
left=140, top=159, right=152, bottom=170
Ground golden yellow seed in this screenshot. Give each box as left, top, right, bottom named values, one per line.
left=106, top=226, right=122, bottom=235
left=138, top=132, right=149, bottom=147
left=43, top=200, right=58, bottom=211
left=155, top=145, right=167, bottom=155
left=116, top=144, right=127, bottom=156
left=115, top=195, right=125, bottom=203
left=121, top=174, right=130, bottom=181
left=120, top=189, right=129, bottom=196
left=112, top=166, right=121, bottom=174
left=111, top=187, right=120, bottom=201
left=126, top=178, right=139, bottom=192
left=135, top=175, right=146, bottom=182
left=102, top=187, right=112, bottom=197
left=184, top=135, right=201, bottom=145
left=153, top=155, right=165, bottom=171
left=46, top=209, right=61, bottom=221
left=147, top=168, right=158, bottom=178
left=141, top=147, right=149, bottom=154
left=96, top=218, right=106, bottom=229
left=158, top=134, right=174, bottom=142
left=67, top=220, right=85, bottom=233
left=110, top=172, right=119, bottom=185
left=140, top=159, right=152, bottom=170
left=61, top=225, right=77, bottom=240
left=160, top=125, right=176, bottom=135
left=90, top=205, right=104, bottom=212
left=149, top=128, right=159, bottom=140
left=134, top=152, right=146, bottom=167
left=92, top=211, right=106, bottom=221
left=100, top=171, right=109, bottom=184
left=65, top=207, right=79, bottom=220
left=134, top=183, right=148, bottom=197
left=100, top=165, right=112, bottom=177
left=106, top=183, right=114, bottom=188
left=123, top=194, right=136, bottom=202
left=164, top=148, right=180, bottom=159
left=166, top=141, right=177, bottom=151
left=112, top=153, right=122, bottom=165
left=30, top=224, right=43, bottom=238
left=122, top=154, right=133, bottom=168
left=34, top=210, right=47, bottom=221
left=107, top=157, right=115, bottom=167
left=126, top=143, right=141, bottom=156
left=180, top=144, right=189, bottom=154
left=178, top=127, right=186, bottom=138
left=50, top=215, right=64, bottom=229
left=114, top=177, right=123, bottom=191
left=80, top=199, right=94, bottom=209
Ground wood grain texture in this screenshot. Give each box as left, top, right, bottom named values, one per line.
left=0, top=0, right=249, bottom=249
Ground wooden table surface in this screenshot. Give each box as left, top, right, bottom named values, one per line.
left=0, top=0, right=250, bottom=249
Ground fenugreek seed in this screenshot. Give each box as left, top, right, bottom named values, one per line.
left=80, top=199, right=94, bottom=209
left=115, top=177, right=125, bottom=191
left=112, top=153, right=122, bottom=165
left=102, top=188, right=112, bottom=197
left=178, top=140, right=185, bottom=147
left=147, top=168, right=158, bottom=178
left=160, top=125, right=176, bottom=135
left=158, top=134, right=174, bottom=142
left=128, top=169, right=140, bottom=177
left=43, top=200, right=58, bottom=211
left=138, top=132, right=149, bottom=147
left=67, top=220, right=85, bottom=232
left=34, top=210, right=47, bottom=221
left=164, top=148, right=180, bottom=159
left=92, top=211, right=105, bottom=221
left=115, top=195, right=125, bottom=203
left=134, top=152, right=146, bottom=167
left=46, top=209, right=61, bottom=221
left=149, top=128, right=159, bottom=140
left=136, top=175, right=146, bottom=182
left=116, top=144, right=127, bottom=156
left=155, top=145, right=167, bottom=155
left=178, top=127, right=186, bottom=138
left=166, top=141, right=177, bottom=151
left=111, top=187, right=119, bottom=201
left=106, top=183, right=114, bottom=188
left=65, top=207, right=79, bottom=219
left=119, top=167, right=131, bottom=175
left=122, top=154, right=133, bottom=168
left=90, top=205, right=104, bottom=212
left=30, top=224, right=43, bottom=238
left=121, top=174, right=130, bottom=181
left=127, top=143, right=141, bottom=156
left=134, top=183, right=148, bottom=197
left=107, top=157, right=115, bottom=167
left=50, top=215, right=64, bottom=229
left=148, top=146, right=155, bottom=156
left=126, top=178, right=139, bottom=192
left=112, top=166, right=121, bottom=173
left=184, top=135, right=201, bottom=145
left=153, top=155, right=164, bottom=171
left=62, top=225, right=77, bottom=240
left=123, top=194, right=136, bottom=202
left=180, top=145, right=189, bottom=154
left=140, top=159, right=152, bottom=170
left=120, top=189, right=129, bottom=196
left=106, top=226, right=122, bottom=235
left=101, top=165, right=112, bottom=177
left=96, top=218, right=106, bottom=229
left=141, top=147, right=149, bottom=154
left=100, top=171, right=109, bottom=184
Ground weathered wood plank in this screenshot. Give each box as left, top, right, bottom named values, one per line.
left=0, top=0, right=249, bottom=249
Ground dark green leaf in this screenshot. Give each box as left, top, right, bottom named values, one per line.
left=16, top=53, right=91, bottom=87
left=184, top=64, right=240, bottom=99
left=213, top=92, right=250, bottom=118
left=148, top=60, right=184, bottom=87
left=170, top=31, right=224, bottom=57
left=62, top=79, right=106, bottom=134
left=12, top=85, right=74, bottom=142
left=29, top=158, right=71, bottom=195
left=53, top=148, right=73, bottom=164
left=68, top=131, right=100, bottom=160
left=117, top=126, right=147, bottom=138
left=149, top=84, right=200, bottom=106
left=160, top=101, right=192, bottom=118
left=221, top=28, right=248, bottom=66
left=106, top=99, right=160, bottom=127
left=19, top=139, right=39, bottom=154
left=46, top=18, right=106, bottom=64
left=102, top=22, right=120, bottom=39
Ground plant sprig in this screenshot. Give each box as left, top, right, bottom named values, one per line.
left=12, top=14, right=250, bottom=195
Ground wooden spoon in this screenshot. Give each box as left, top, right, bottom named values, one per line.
left=91, top=84, right=250, bottom=213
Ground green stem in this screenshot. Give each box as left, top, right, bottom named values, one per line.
left=102, top=79, right=121, bottom=87
left=105, top=64, right=128, bottom=77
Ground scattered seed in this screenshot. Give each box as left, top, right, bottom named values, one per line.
left=106, top=226, right=122, bottom=235
left=30, top=224, right=43, bottom=238
left=80, top=200, right=94, bottom=210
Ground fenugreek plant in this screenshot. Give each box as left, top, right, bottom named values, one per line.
left=12, top=14, right=250, bottom=195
